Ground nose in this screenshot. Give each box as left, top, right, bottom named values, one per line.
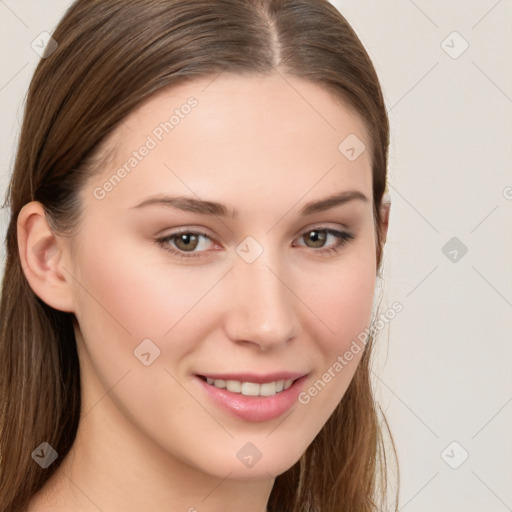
left=223, top=250, right=299, bottom=351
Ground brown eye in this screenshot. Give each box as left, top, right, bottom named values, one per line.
left=156, top=230, right=214, bottom=258
left=303, top=229, right=328, bottom=249
left=173, top=233, right=200, bottom=252
left=296, top=227, right=354, bottom=256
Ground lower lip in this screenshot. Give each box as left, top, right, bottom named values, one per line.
left=195, top=375, right=308, bottom=422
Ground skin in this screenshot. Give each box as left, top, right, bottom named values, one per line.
left=19, top=71, right=390, bottom=512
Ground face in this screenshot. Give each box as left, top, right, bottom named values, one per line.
left=66, top=72, right=379, bottom=479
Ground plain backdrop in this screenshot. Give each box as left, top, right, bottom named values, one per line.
left=1, top=1, right=511, bottom=511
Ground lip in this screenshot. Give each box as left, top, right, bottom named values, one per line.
left=195, top=373, right=309, bottom=422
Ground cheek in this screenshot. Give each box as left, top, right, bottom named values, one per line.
left=70, top=233, right=232, bottom=426
left=292, top=247, right=376, bottom=418
left=70, top=237, right=221, bottom=442
left=72, top=234, right=218, bottom=344
left=298, top=251, right=377, bottom=354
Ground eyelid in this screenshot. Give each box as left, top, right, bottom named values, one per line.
left=294, top=221, right=351, bottom=237
left=156, top=225, right=215, bottom=239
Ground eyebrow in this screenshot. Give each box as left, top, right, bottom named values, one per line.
left=130, top=190, right=368, bottom=218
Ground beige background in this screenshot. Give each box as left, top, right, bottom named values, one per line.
left=1, top=1, right=511, bottom=510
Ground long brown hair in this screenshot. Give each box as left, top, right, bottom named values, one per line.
left=0, top=1, right=398, bottom=510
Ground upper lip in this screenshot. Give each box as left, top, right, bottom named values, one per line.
left=196, top=371, right=308, bottom=384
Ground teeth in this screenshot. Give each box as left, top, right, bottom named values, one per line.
left=226, top=380, right=242, bottom=393
left=259, top=382, right=277, bottom=396
left=241, top=382, right=260, bottom=396
left=204, top=377, right=295, bottom=396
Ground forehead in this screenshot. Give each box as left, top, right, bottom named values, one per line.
left=85, top=72, right=373, bottom=214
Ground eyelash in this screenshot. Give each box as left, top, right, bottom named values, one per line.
left=156, top=227, right=354, bottom=260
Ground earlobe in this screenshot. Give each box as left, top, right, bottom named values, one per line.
left=17, top=201, right=75, bottom=313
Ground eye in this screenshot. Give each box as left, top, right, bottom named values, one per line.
left=294, top=227, right=354, bottom=256
left=157, top=229, right=215, bottom=259
left=156, top=226, right=354, bottom=259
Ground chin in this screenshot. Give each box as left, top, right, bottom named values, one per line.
left=177, top=438, right=305, bottom=481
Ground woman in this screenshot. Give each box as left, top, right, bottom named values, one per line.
left=0, top=0, right=398, bottom=510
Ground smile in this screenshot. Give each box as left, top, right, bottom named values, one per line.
left=203, top=377, right=295, bottom=396
left=195, top=372, right=309, bottom=422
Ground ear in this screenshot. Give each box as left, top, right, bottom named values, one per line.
left=379, top=197, right=391, bottom=246
left=17, top=201, right=75, bottom=313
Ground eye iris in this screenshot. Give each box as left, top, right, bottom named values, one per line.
left=306, top=230, right=326, bottom=248
left=175, top=233, right=199, bottom=251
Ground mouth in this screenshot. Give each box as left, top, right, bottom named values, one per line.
left=194, top=372, right=309, bottom=422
